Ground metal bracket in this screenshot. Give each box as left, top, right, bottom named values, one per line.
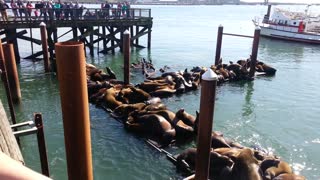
left=11, top=121, right=37, bottom=138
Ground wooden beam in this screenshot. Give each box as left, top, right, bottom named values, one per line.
left=1, top=30, right=27, bottom=42
left=131, top=43, right=145, bottom=49
left=131, top=31, right=148, bottom=41
left=18, top=35, right=42, bottom=45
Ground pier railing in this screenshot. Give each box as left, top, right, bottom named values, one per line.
left=0, top=8, right=151, bottom=26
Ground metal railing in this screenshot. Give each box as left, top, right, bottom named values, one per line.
left=0, top=8, right=151, bottom=24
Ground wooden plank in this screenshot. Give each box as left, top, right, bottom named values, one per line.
left=0, top=100, right=24, bottom=163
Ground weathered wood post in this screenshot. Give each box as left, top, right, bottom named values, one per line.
left=136, top=26, right=139, bottom=45
left=123, top=30, right=130, bottom=85
left=40, top=22, right=51, bottom=73
left=89, top=27, right=94, bottom=57
left=102, top=26, right=107, bottom=50
left=0, top=40, right=17, bottom=124
left=34, top=113, right=50, bottom=177
left=55, top=41, right=93, bottom=180
left=249, top=27, right=261, bottom=78
left=147, top=27, right=151, bottom=49
left=72, top=27, right=78, bottom=41
left=195, top=69, right=218, bottom=180
left=5, top=29, right=21, bottom=64
left=2, top=44, right=21, bottom=103
left=111, top=27, right=115, bottom=54
left=215, top=25, right=223, bottom=66
left=0, top=100, right=23, bottom=163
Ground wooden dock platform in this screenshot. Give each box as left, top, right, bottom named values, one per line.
left=0, top=8, right=153, bottom=61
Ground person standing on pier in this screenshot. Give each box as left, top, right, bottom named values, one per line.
left=54, top=1, right=61, bottom=20
left=26, top=1, right=33, bottom=20
left=10, top=0, right=18, bottom=21
left=125, top=1, right=130, bottom=18
left=0, top=0, right=9, bottom=21
left=16, top=0, right=25, bottom=20
left=117, top=2, right=121, bottom=18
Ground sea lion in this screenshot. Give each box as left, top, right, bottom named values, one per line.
left=174, top=109, right=198, bottom=129
left=125, top=114, right=176, bottom=146
left=226, top=148, right=263, bottom=180
left=272, top=173, right=306, bottom=180
left=103, top=87, right=123, bottom=110
left=111, top=103, right=146, bottom=119
left=176, top=148, right=233, bottom=179
left=260, top=159, right=292, bottom=180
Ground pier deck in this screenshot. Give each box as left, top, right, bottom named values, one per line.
left=0, top=8, right=153, bottom=61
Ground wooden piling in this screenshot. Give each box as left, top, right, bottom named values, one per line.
left=53, top=28, right=58, bottom=43
left=30, top=28, right=34, bottom=56
left=55, top=41, right=93, bottom=180
left=40, top=22, right=50, bottom=73
left=110, top=27, right=115, bottom=54
left=34, top=113, right=50, bottom=177
left=123, top=31, right=130, bottom=85
left=130, top=26, right=134, bottom=46
left=4, top=29, right=20, bottom=64
left=0, top=39, right=17, bottom=125
left=0, top=100, right=24, bottom=163
left=72, top=27, right=78, bottom=41
left=136, top=26, right=139, bottom=45
left=102, top=26, right=107, bottom=51
left=215, top=25, right=223, bottom=66
left=147, top=27, right=151, bottom=49
left=195, top=69, right=218, bottom=180
left=120, top=29, right=124, bottom=52
left=89, top=27, right=94, bottom=57
left=2, top=44, right=21, bottom=103
left=249, top=27, right=261, bottom=78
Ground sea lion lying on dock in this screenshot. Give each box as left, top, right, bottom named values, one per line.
left=260, top=159, right=292, bottom=180
left=176, top=148, right=233, bottom=179
left=125, top=114, right=176, bottom=146
left=272, top=173, right=306, bottom=180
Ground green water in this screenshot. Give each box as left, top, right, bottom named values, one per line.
left=1, top=4, right=320, bottom=180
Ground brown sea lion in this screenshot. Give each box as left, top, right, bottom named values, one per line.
left=272, top=173, right=306, bottom=180
left=260, top=159, right=292, bottom=180
left=103, top=87, right=123, bottom=110
left=176, top=148, right=233, bottom=178
left=174, top=108, right=196, bottom=127
left=226, top=148, right=263, bottom=180
left=111, top=103, right=147, bottom=119
left=125, top=114, right=176, bottom=146
left=150, top=87, right=176, bottom=98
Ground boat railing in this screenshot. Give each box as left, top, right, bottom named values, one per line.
left=0, top=8, right=152, bottom=24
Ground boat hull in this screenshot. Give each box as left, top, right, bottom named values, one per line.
left=259, top=26, right=320, bottom=44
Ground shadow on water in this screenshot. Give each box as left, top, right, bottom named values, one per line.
left=242, top=81, right=254, bottom=118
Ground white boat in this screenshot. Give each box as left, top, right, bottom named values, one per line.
left=253, top=5, right=320, bottom=44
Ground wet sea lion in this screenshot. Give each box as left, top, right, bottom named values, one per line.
left=125, top=114, right=176, bottom=146
left=272, top=173, right=306, bottom=180
left=260, top=159, right=292, bottom=180
left=226, top=148, right=263, bottom=180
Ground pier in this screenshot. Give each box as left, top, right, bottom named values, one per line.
left=0, top=8, right=153, bottom=62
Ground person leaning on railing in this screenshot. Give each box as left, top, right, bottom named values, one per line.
left=0, top=0, right=9, bottom=21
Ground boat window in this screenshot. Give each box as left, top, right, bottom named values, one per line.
left=293, top=22, right=296, bottom=25
left=285, top=21, right=287, bottom=25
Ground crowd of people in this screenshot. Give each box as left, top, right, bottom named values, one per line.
left=0, top=0, right=132, bottom=21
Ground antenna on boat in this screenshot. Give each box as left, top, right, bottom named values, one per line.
left=305, top=4, right=312, bottom=16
